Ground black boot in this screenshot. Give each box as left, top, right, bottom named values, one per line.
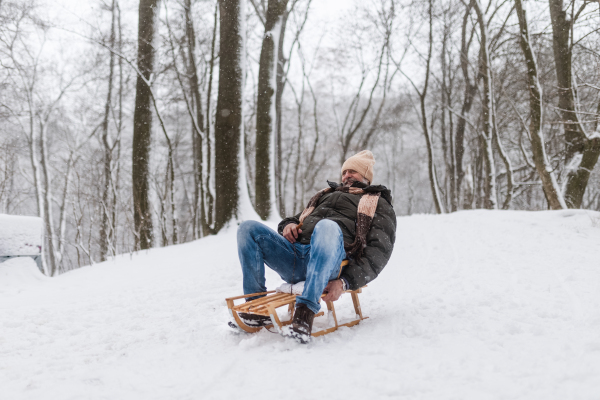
left=238, top=312, right=272, bottom=327
left=228, top=312, right=272, bottom=330
left=290, top=304, right=315, bottom=344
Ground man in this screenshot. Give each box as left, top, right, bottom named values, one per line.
left=236, top=150, right=396, bottom=343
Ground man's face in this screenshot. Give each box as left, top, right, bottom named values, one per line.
left=342, top=169, right=368, bottom=187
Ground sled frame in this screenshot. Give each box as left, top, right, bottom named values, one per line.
left=225, top=287, right=367, bottom=337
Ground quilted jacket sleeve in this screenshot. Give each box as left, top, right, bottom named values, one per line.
left=277, top=212, right=302, bottom=235
left=340, top=199, right=397, bottom=290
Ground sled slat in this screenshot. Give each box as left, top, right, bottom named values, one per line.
left=227, top=288, right=367, bottom=338
left=225, top=291, right=275, bottom=302
left=234, top=293, right=290, bottom=312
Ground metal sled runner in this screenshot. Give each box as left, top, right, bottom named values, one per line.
left=226, top=260, right=367, bottom=337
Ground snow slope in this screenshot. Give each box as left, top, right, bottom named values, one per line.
left=1, top=210, right=600, bottom=400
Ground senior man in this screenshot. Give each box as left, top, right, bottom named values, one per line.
left=235, top=150, right=397, bottom=343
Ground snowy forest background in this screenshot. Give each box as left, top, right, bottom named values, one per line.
left=1, top=0, right=599, bottom=275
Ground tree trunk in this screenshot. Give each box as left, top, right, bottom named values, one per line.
left=184, top=0, right=207, bottom=238
left=548, top=0, right=600, bottom=208
left=493, top=120, right=514, bottom=210
left=204, top=1, right=218, bottom=232
left=275, top=8, right=288, bottom=218
left=110, top=0, right=123, bottom=254
left=26, top=109, right=47, bottom=274
left=463, top=164, right=475, bottom=209
left=214, top=0, right=245, bottom=232
left=566, top=137, right=600, bottom=208
left=39, top=121, right=58, bottom=275
left=132, top=0, right=160, bottom=250
left=472, top=0, right=498, bottom=210
left=255, top=0, right=288, bottom=220
left=100, top=0, right=116, bottom=261
left=455, top=2, right=477, bottom=211
left=515, top=0, right=566, bottom=209
left=440, top=11, right=454, bottom=212
left=168, top=145, right=178, bottom=244
left=57, top=151, right=73, bottom=269
left=420, top=0, right=445, bottom=214
left=111, top=139, right=121, bottom=255
left=548, top=0, right=583, bottom=166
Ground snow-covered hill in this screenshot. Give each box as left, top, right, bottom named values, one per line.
left=1, top=210, right=600, bottom=400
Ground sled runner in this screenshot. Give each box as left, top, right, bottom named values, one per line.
left=225, top=261, right=368, bottom=337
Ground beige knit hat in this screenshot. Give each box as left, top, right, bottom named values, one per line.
left=341, top=150, right=375, bottom=184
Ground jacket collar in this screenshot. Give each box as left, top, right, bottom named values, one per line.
left=326, top=180, right=393, bottom=205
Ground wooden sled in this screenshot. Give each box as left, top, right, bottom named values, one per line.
left=226, top=260, right=367, bottom=337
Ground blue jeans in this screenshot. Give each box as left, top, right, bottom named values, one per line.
left=237, top=219, right=346, bottom=314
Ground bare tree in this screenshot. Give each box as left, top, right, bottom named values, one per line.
left=439, top=3, right=457, bottom=212
left=132, top=0, right=161, bottom=250
left=273, top=0, right=308, bottom=215
left=472, top=0, right=497, bottom=209
left=205, top=1, right=218, bottom=232
left=7, top=22, right=84, bottom=274
left=214, top=0, right=246, bottom=232
left=254, top=0, right=288, bottom=220
left=164, top=0, right=205, bottom=241
left=182, top=0, right=208, bottom=237
left=455, top=0, right=478, bottom=211
left=99, top=0, right=118, bottom=261
left=548, top=0, right=600, bottom=208
left=514, top=0, right=566, bottom=209
left=274, top=2, right=292, bottom=217
left=400, top=0, right=445, bottom=214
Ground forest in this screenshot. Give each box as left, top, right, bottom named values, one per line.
left=1, top=0, right=599, bottom=275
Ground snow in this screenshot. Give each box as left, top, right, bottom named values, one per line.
left=276, top=280, right=305, bottom=295
left=565, top=153, right=584, bottom=175
left=0, top=258, right=49, bottom=293
left=589, top=129, right=600, bottom=140
left=0, top=214, right=43, bottom=256
left=2, top=210, right=600, bottom=399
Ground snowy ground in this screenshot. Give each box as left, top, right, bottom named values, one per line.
left=1, top=210, right=600, bottom=400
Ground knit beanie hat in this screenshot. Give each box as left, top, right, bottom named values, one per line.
left=341, top=150, right=375, bottom=184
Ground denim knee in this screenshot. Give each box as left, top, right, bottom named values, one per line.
left=237, top=220, right=264, bottom=245
left=313, top=219, right=339, bottom=235
left=312, top=220, right=342, bottom=245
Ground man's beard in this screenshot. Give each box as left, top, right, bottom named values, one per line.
left=342, top=177, right=359, bottom=187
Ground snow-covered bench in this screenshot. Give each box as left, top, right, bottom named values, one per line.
left=0, top=214, right=43, bottom=272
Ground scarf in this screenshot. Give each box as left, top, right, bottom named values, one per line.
left=297, top=185, right=380, bottom=260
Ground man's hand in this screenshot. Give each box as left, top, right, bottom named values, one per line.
left=322, top=279, right=344, bottom=302
left=283, top=223, right=302, bottom=243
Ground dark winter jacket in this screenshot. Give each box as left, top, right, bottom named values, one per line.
left=277, top=181, right=396, bottom=290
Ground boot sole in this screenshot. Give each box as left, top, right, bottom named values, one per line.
left=228, top=320, right=272, bottom=331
